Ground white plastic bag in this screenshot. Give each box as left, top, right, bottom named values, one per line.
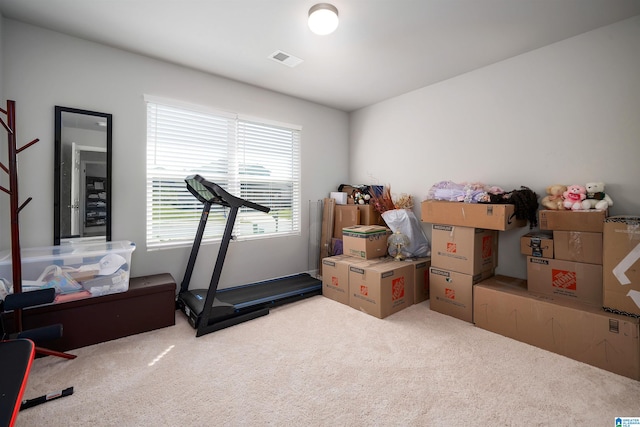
left=381, top=209, right=431, bottom=258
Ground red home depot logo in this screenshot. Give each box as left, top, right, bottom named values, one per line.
left=482, top=235, right=493, bottom=258
left=331, top=276, right=339, bottom=287
left=360, top=285, right=369, bottom=296
left=446, top=242, right=457, bottom=253
left=392, top=277, right=405, bottom=301
left=445, top=288, right=455, bottom=299
left=552, top=269, right=576, bottom=290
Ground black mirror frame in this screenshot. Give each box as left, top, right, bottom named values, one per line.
left=54, top=106, right=112, bottom=245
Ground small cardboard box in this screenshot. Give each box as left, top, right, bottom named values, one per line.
left=539, top=209, right=607, bottom=233
left=342, top=225, right=391, bottom=260
left=321, top=255, right=363, bottom=305
left=520, top=231, right=553, bottom=258
left=431, top=224, right=498, bottom=276
left=603, top=216, right=640, bottom=316
left=526, top=256, right=602, bottom=306
left=402, top=257, right=431, bottom=303
left=474, top=275, right=640, bottom=381
left=333, top=205, right=360, bottom=239
left=553, top=231, right=602, bottom=265
left=429, top=266, right=494, bottom=323
left=357, top=204, right=384, bottom=226
left=348, top=260, right=414, bottom=319
left=420, top=200, right=526, bottom=231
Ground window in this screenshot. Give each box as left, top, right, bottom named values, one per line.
left=145, top=96, right=301, bottom=248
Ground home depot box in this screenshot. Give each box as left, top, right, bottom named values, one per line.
left=429, top=267, right=494, bottom=323
left=553, top=231, right=602, bottom=265
left=342, top=225, right=391, bottom=260
left=526, top=257, right=602, bottom=306
left=603, top=216, right=640, bottom=316
left=333, top=205, right=360, bottom=239
left=402, top=257, right=431, bottom=303
left=539, top=209, right=607, bottom=233
left=357, top=204, right=384, bottom=226
left=431, top=225, right=498, bottom=276
left=474, top=275, right=640, bottom=381
left=520, top=231, right=553, bottom=258
left=321, top=255, right=363, bottom=305
left=348, top=260, right=414, bottom=318
left=421, top=200, right=526, bottom=231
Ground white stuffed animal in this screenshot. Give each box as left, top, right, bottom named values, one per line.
left=584, top=182, right=613, bottom=210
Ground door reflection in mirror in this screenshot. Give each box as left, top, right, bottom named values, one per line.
left=54, top=107, right=112, bottom=245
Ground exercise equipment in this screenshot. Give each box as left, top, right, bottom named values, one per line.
left=176, top=175, right=322, bottom=337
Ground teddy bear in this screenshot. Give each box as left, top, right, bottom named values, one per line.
left=563, top=184, right=589, bottom=210
left=584, top=182, right=613, bottom=210
left=540, top=184, right=567, bottom=210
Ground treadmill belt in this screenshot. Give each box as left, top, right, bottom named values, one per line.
left=216, top=273, right=321, bottom=309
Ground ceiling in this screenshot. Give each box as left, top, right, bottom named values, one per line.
left=1, top=0, right=639, bottom=112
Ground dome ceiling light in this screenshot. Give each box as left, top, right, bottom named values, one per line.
left=308, top=3, right=339, bottom=35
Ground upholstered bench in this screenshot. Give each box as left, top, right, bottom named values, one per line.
left=2, top=273, right=176, bottom=351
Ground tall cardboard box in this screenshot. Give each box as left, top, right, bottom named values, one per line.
left=431, top=224, right=498, bottom=276
left=321, top=255, right=363, bottom=305
left=603, top=216, right=640, bottom=316
left=333, top=205, right=360, bottom=239
left=526, top=256, right=602, bottom=306
left=421, top=200, right=526, bottom=230
left=342, top=225, right=391, bottom=260
left=553, top=231, right=602, bottom=265
left=474, top=275, right=640, bottom=381
left=357, top=204, right=384, bottom=226
left=348, top=260, right=414, bottom=318
left=429, top=266, right=493, bottom=323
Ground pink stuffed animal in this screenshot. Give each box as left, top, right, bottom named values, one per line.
left=563, top=184, right=589, bottom=210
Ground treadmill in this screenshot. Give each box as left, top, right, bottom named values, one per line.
left=175, top=174, right=322, bottom=337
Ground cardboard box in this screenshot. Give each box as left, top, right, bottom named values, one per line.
left=348, top=260, right=414, bottom=318
left=357, top=204, right=384, bottom=226
left=333, top=205, right=360, bottom=239
left=431, top=224, right=498, bottom=276
left=342, top=225, right=391, bottom=260
left=421, top=200, right=526, bottom=231
left=429, top=267, right=494, bottom=323
left=474, top=275, right=640, bottom=381
left=402, top=257, right=431, bottom=303
left=603, top=216, right=640, bottom=316
left=539, top=209, right=607, bottom=233
left=553, top=231, right=602, bottom=265
left=321, top=255, right=362, bottom=305
left=520, top=231, right=553, bottom=258
left=526, top=256, right=602, bottom=306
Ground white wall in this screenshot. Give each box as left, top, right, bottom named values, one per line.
left=0, top=19, right=350, bottom=289
left=350, top=16, right=640, bottom=279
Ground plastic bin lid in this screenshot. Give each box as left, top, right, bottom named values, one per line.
left=0, top=240, right=135, bottom=264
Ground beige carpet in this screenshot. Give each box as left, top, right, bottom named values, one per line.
left=16, top=296, right=640, bottom=426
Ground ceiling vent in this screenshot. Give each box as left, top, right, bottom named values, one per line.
left=268, top=50, right=303, bottom=68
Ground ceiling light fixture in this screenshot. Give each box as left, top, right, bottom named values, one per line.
left=308, top=3, right=339, bottom=35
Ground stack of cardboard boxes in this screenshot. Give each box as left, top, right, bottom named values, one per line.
left=420, top=200, right=526, bottom=323
left=321, top=222, right=431, bottom=319
left=473, top=209, right=640, bottom=381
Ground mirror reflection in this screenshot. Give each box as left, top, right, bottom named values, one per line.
left=54, top=106, right=112, bottom=245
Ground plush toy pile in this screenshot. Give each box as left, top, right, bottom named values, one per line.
left=540, top=181, right=613, bottom=211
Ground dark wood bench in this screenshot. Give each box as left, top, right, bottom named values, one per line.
left=2, top=273, right=177, bottom=352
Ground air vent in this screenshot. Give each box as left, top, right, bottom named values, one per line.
left=268, top=50, right=303, bottom=68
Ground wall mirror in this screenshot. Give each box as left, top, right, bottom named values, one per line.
left=54, top=106, right=112, bottom=245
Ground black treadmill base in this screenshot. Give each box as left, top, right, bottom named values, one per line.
left=177, top=273, right=322, bottom=335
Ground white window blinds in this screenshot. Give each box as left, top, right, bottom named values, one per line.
left=146, top=97, right=301, bottom=248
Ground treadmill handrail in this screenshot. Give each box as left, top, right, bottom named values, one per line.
left=185, top=174, right=270, bottom=213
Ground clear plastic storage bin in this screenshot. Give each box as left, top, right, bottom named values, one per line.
left=0, top=240, right=136, bottom=303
